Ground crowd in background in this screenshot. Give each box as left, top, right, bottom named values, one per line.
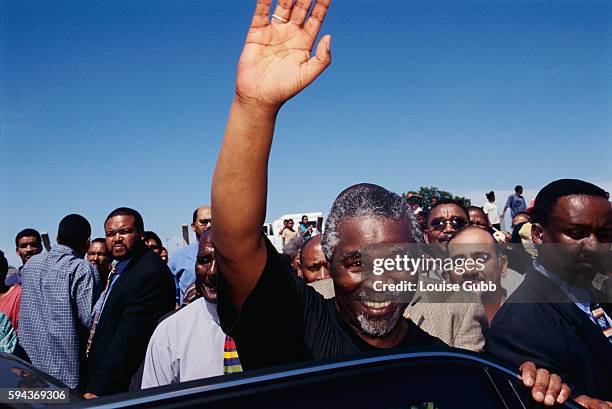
left=1, top=178, right=610, bottom=406
left=1, top=0, right=611, bottom=407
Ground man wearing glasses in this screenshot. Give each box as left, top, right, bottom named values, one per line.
left=169, top=205, right=211, bottom=305
left=423, top=200, right=469, bottom=279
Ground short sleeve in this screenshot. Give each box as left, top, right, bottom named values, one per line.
left=217, top=236, right=312, bottom=370
left=141, top=322, right=177, bottom=388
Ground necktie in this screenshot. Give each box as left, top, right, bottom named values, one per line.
left=223, top=335, right=242, bottom=374
left=86, top=267, right=117, bottom=358
left=590, top=303, right=612, bottom=344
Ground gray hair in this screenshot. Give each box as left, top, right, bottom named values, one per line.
left=283, top=236, right=305, bottom=258
left=321, top=183, right=423, bottom=260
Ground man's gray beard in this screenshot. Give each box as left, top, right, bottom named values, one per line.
left=356, top=307, right=402, bottom=338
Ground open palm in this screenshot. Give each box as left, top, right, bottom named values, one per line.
left=236, top=0, right=332, bottom=108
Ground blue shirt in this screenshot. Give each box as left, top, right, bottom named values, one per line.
left=168, top=242, right=198, bottom=305
left=505, top=193, right=526, bottom=218
left=534, top=261, right=612, bottom=327
left=92, top=259, right=130, bottom=319
left=19, top=245, right=101, bottom=389
left=299, top=223, right=312, bottom=240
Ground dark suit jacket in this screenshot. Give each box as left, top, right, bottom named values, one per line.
left=485, top=267, right=612, bottom=400
left=83, top=246, right=175, bottom=395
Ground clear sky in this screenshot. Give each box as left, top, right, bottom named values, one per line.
left=2, top=0, right=610, bottom=267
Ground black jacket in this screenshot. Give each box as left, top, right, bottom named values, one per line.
left=83, top=246, right=175, bottom=395
left=485, top=267, right=612, bottom=400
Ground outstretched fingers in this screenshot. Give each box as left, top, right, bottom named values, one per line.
left=304, top=0, right=331, bottom=41
left=250, top=0, right=272, bottom=28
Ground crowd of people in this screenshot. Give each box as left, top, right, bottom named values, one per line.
left=1, top=1, right=610, bottom=407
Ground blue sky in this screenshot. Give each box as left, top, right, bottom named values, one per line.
left=2, top=0, right=610, bottom=266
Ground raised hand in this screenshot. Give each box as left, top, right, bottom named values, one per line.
left=212, top=1, right=333, bottom=310
left=236, top=0, right=332, bottom=110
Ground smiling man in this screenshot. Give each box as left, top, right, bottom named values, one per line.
left=141, top=229, right=242, bottom=388
left=211, top=1, right=569, bottom=406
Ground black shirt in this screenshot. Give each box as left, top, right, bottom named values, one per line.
left=218, top=237, right=446, bottom=370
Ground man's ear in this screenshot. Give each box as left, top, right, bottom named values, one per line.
left=500, top=255, right=508, bottom=278
left=531, top=223, right=544, bottom=244
left=191, top=222, right=196, bottom=233
left=296, top=258, right=303, bottom=276
left=424, top=233, right=430, bottom=244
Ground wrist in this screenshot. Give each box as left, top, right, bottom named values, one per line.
left=233, top=94, right=280, bottom=120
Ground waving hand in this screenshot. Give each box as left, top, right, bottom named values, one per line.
left=213, top=0, right=333, bottom=310
left=236, top=0, right=332, bottom=109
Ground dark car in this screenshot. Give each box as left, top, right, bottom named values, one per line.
left=1, top=350, right=581, bottom=409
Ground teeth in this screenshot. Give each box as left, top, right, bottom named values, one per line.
left=363, top=300, right=391, bottom=309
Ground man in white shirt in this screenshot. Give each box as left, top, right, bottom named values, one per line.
left=142, top=229, right=240, bottom=387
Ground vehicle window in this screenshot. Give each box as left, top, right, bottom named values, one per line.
left=168, top=361, right=510, bottom=409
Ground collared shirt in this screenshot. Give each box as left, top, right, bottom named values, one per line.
left=533, top=261, right=612, bottom=327
left=141, top=298, right=228, bottom=388
left=168, top=242, right=198, bottom=305
left=92, top=259, right=130, bottom=319
left=19, top=244, right=101, bottom=389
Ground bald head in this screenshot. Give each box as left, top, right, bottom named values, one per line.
left=451, top=225, right=497, bottom=246
left=511, top=212, right=530, bottom=228
left=447, top=226, right=506, bottom=288
left=192, top=205, right=212, bottom=239
left=298, top=235, right=330, bottom=283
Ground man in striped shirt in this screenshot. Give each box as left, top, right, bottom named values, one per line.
left=141, top=229, right=241, bottom=388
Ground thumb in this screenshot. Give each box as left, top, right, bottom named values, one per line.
left=303, top=35, right=332, bottom=83
left=315, top=34, right=332, bottom=63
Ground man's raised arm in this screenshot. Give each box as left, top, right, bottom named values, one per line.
left=211, top=0, right=332, bottom=309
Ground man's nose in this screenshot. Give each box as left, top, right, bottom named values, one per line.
left=442, top=222, right=454, bottom=234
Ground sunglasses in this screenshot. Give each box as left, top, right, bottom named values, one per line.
left=430, top=216, right=468, bottom=232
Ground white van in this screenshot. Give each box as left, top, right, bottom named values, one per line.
left=265, top=212, right=325, bottom=253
